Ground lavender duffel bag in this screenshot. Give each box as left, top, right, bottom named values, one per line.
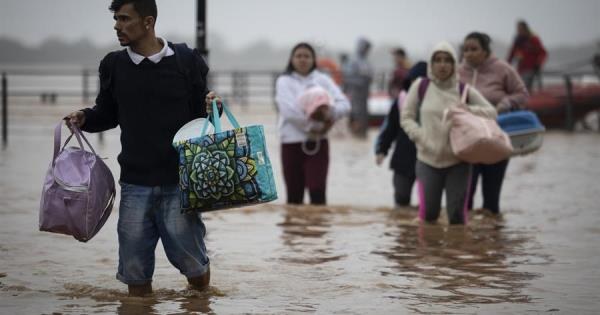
left=39, top=121, right=116, bottom=242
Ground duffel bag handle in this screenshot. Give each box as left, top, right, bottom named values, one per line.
left=53, top=121, right=98, bottom=166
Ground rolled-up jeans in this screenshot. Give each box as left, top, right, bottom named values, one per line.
left=116, top=181, right=209, bottom=285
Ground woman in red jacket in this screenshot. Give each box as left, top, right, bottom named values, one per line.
left=507, top=20, right=547, bottom=91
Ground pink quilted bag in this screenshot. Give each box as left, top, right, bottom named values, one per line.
left=445, top=85, right=513, bottom=164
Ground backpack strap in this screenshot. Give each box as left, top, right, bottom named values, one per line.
left=416, top=78, right=430, bottom=124
left=417, top=77, right=430, bottom=101
left=172, top=42, right=210, bottom=87
left=172, top=42, right=214, bottom=117
left=171, top=42, right=194, bottom=92
left=458, top=82, right=469, bottom=104
left=415, top=78, right=471, bottom=124
left=418, top=78, right=468, bottom=102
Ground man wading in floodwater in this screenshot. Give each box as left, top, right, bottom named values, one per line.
left=65, top=0, right=221, bottom=296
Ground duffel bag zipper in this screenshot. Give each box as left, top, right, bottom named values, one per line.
left=54, top=176, right=89, bottom=193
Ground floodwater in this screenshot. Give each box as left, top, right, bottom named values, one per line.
left=1, top=101, right=600, bottom=314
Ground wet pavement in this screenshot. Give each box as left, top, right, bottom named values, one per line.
left=1, top=101, right=599, bottom=314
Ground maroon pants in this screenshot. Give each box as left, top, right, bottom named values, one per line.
left=281, top=139, right=329, bottom=205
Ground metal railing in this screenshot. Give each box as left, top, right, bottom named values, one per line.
left=0, top=69, right=322, bottom=147
left=2, top=72, right=6, bottom=148
left=2, top=68, right=599, bottom=147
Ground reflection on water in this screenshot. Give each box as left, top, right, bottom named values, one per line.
left=375, top=209, right=552, bottom=309
left=0, top=204, right=571, bottom=313
left=58, top=283, right=218, bottom=315
left=273, top=206, right=552, bottom=312
left=278, top=206, right=347, bottom=265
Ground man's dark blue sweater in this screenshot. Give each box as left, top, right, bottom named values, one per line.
left=82, top=43, right=209, bottom=186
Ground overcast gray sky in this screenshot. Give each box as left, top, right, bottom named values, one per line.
left=1, top=0, right=599, bottom=52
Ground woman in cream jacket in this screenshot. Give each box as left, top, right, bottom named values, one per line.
left=400, top=41, right=496, bottom=224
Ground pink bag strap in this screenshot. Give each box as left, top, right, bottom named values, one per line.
left=397, top=90, right=408, bottom=110
left=460, top=83, right=470, bottom=104
left=443, top=84, right=471, bottom=123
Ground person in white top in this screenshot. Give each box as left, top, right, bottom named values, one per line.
left=275, top=42, right=350, bottom=204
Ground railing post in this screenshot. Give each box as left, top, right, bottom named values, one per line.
left=378, top=72, right=387, bottom=91
left=536, top=69, right=544, bottom=91
left=195, top=0, right=208, bottom=61
left=239, top=72, right=248, bottom=108
left=563, top=74, right=574, bottom=131
left=206, top=72, right=215, bottom=91
left=272, top=72, right=279, bottom=111
left=232, top=71, right=247, bottom=107
left=2, top=72, right=7, bottom=148
left=82, top=69, right=89, bottom=104
left=95, top=73, right=104, bottom=144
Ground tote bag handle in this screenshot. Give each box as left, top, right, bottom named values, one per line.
left=200, top=100, right=241, bottom=136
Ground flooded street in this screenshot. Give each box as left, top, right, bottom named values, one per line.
left=1, top=102, right=599, bottom=314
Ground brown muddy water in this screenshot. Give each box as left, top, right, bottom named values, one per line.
left=1, top=102, right=600, bottom=314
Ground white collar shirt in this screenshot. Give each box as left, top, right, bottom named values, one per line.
left=126, top=37, right=174, bottom=65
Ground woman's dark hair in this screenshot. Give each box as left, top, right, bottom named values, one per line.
left=465, top=32, right=492, bottom=55
left=284, top=42, right=318, bottom=74
left=517, top=20, right=531, bottom=35
left=110, top=0, right=157, bottom=20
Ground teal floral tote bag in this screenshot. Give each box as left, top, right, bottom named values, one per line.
left=173, top=101, right=278, bottom=212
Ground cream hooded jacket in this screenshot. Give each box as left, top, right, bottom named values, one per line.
left=400, top=41, right=497, bottom=168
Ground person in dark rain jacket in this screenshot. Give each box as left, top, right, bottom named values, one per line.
left=374, top=62, right=427, bottom=207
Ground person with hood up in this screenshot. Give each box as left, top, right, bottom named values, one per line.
left=275, top=42, right=350, bottom=205
left=400, top=41, right=496, bottom=224
left=343, top=37, right=374, bottom=139
left=458, top=32, right=529, bottom=215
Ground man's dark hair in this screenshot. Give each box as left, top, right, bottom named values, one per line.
left=109, top=0, right=157, bottom=20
